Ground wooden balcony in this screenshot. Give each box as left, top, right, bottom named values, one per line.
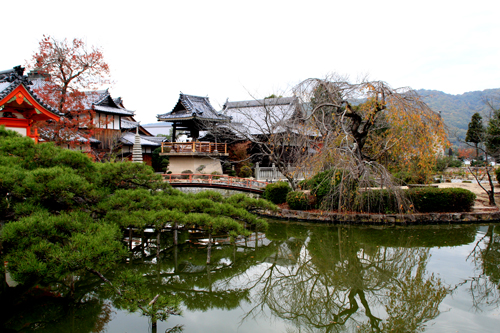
left=161, top=142, right=228, bottom=156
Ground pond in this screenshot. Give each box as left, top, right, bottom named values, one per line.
left=2, top=221, right=500, bottom=332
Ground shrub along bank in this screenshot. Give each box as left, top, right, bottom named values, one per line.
left=356, top=187, right=476, bottom=213
left=275, top=169, right=477, bottom=213
left=262, top=181, right=291, bottom=204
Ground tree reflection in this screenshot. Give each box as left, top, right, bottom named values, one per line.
left=0, top=278, right=113, bottom=332
left=1, top=223, right=480, bottom=332
left=465, top=224, right=500, bottom=310
left=244, top=224, right=453, bottom=332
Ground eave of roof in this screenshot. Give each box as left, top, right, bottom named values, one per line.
left=120, top=132, right=161, bottom=146
left=0, top=73, right=62, bottom=119
left=157, top=93, right=231, bottom=122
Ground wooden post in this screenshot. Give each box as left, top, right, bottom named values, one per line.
left=141, top=230, right=145, bottom=259
left=173, top=222, right=178, bottom=246
left=206, top=233, right=212, bottom=265
left=156, top=230, right=160, bottom=259
left=192, top=142, right=195, bottom=152
left=128, top=228, right=133, bottom=251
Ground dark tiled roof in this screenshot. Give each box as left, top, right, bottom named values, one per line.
left=86, top=89, right=135, bottom=116
left=0, top=66, right=62, bottom=116
left=221, top=97, right=299, bottom=136
left=119, top=132, right=162, bottom=146
left=223, top=97, right=297, bottom=109
left=121, top=119, right=139, bottom=129
left=157, top=93, right=231, bottom=122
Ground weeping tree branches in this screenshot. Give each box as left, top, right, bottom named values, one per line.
left=292, top=75, right=448, bottom=212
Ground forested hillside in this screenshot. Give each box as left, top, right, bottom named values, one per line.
left=417, top=88, right=500, bottom=146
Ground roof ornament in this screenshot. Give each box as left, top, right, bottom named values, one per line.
left=13, top=66, right=25, bottom=76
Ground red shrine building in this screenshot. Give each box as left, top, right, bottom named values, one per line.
left=0, top=66, right=61, bottom=142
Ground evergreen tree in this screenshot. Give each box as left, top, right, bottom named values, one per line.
left=486, top=109, right=500, bottom=159
left=465, top=112, right=484, bottom=158
left=0, top=126, right=276, bottom=326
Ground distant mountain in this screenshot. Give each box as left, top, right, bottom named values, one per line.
left=416, top=88, right=500, bottom=145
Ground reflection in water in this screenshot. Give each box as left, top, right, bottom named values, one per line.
left=1, top=222, right=499, bottom=332
left=243, top=225, right=452, bottom=332
left=464, top=225, right=500, bottom=311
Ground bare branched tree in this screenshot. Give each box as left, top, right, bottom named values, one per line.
left=219, top=95, right=316, bottom=188
left=293, top=75, right=447, bottom=212
left=218, top=75, right=447, bottom=213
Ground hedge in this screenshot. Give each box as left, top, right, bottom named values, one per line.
left=408, top=187, right=476, bottom=213
left=262, top=181, right=291, bottom=204
left=286, top=191, right=309, bottom=210
left=357, top=187, right=476, bottom=213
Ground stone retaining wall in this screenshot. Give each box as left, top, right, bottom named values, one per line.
left=258, top=208, right=500, bottom=225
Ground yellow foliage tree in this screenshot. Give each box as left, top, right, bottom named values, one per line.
left=293, top=75, right=448, bottom=211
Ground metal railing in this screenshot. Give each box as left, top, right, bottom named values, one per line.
left=163, top=173, right=268, bottom=191
left=161, top=142, right=227, bottom=154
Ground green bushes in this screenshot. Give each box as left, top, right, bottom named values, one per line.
left=238, top=165, right=253, bottom=178
left=286, top=191, right=309, bottom=210
left=357, top=187, right=476, bottom=213
left=434, top=156, right=463, bottom=172
left=299, top=170, right=335, bottom=201
left=152, top=147, right=169, bottom=172
left=181, top=170, right=193, bottom=179
left=392, top=170, right=427, bottom=185
left=495, top=168, right=500, bottom=182
left=262, top=181, right=291, bottom=204
left=408, top=187, right=476, bottom=213
left=357, top=190, right=401, bottom=214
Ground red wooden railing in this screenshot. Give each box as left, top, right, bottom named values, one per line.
left=163, top=173, right=268, bottom=190
left=161, top=142, right=227, bottom=154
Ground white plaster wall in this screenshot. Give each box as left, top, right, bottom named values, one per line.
left=168, top=156, right=223, bottom=174
left=6, top=127, right=27, bottom=136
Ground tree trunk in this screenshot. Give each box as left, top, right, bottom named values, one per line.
left=174, top=245, right=178, bottom=272
left=486, top=168, right=496, bottom=206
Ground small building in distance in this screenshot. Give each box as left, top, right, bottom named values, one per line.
left=157, top=93, right=231, bottom=174
left=141, top=122, right=172, bottom=137
left=85, top=90, right=162, bottom=164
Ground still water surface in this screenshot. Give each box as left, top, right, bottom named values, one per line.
left=4, top=221, right=500, bottom=332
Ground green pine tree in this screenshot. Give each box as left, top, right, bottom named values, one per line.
left=465, top=112, right=484, bottom=158
left=486, top=109, right=500, bottom=159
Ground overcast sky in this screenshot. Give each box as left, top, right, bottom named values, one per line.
left=3, top=0, right=499, bottom=124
